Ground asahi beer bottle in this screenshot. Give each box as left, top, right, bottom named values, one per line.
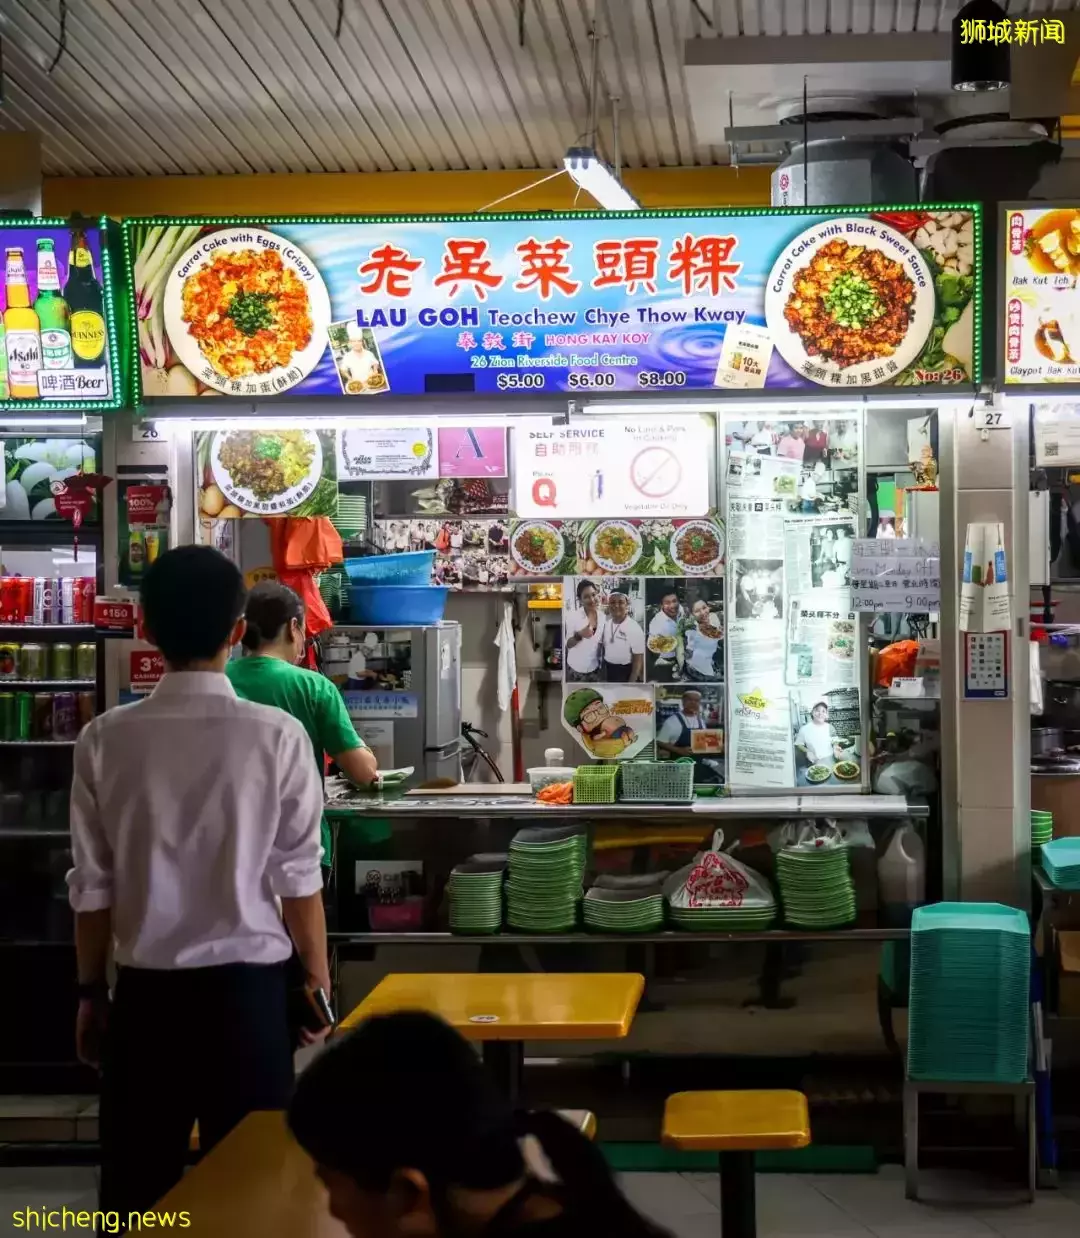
left=3, top=248, right=41, bottom=400
left=34, top=239, right=72, bottom=370
left=65, top=229, right=105, bottom=369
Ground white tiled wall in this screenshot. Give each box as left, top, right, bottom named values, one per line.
left=445, top=592, right=565, bottom=780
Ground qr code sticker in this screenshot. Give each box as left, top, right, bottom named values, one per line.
left=1045, top=442, right=1059, bottom=457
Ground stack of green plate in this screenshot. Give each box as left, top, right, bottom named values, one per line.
left=776, top=844, right=856, bottom=928
left=1032, top=810, right=1053, bottom=853
left=583, top=887, right=664, bottom=934
left=907, top=902, right=1030, bottom=1083
left=667, top=901, right=777, bottom=932
left=333, top=493, right=368, bottom=540
left=507, top=826, right=587, bottom=933
left=448, top=854, right=506, bottom=935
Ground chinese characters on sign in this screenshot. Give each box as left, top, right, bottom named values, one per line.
left=849, top=539, right=941, bottom=613
left=959, top=16, right=1064, bottom=44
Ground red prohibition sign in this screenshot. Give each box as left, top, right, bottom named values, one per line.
left=630, top=446, right=682, bottom=498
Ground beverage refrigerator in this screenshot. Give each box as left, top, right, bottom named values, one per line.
left=318, top=622, right=462, bottom=783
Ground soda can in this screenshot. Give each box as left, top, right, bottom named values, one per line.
left=0, top=578, right=19, bottom=624
left=18, top=644, right=46, bottom=680
left=52, top=692, right=77, bottom=741
left=33, top=692, right=53, bottom=740
left=75, top=578, right=96, bottom=624
left=76, top=691, right=95, bottom=732
left=15, top=692, right=32, bottom=740
left=33, top=577, right=47, bottom=626
left=16, top=578, right=33, bottom=624
left=0, top=692, right=14, bottom=740
left=49, top=577, right=63, bottom=624
left=61, top=578, right=76, bottom=625
left=50, top=644, right=73, bottom=681
left=75, top=643, right=97, bottom=680
left=0, top=643, right=19, bottom=679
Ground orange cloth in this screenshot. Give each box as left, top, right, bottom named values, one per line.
left=264, top=518, right=343, bottom=641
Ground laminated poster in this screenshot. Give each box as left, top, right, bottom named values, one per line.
left=563, top=576, right=646, bottom=685
left=337, top=426, right=438, bottom=480
left=562, top=684, right=655, bottom=762
left=506, top=517, right=725, bottom=579
left=195, top=428, right=338, bottom=520
left=644, top=577, right=724, bottom=685
left=655, top=683, right=725, bottom=786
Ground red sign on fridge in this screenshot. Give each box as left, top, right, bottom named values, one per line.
left=129, top=650, right=165, bottom=693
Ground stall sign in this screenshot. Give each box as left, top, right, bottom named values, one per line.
left=124, top=205, right=980, bottom=402
left=514, top=415, right=713, bottom=519
left=849, top=538, right=941, bottom=613
left=130, top=649, right=165, bottom=693
left=0, top=218, right=124, bottom=412
left=1003, top=206, right=1080, bottom=385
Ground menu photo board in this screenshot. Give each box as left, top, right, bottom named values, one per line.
left=123, top=205, right=980, bottom=403
left=0, top=218, right=123, bottom=412
left=1004, top=204, right=1080, bottom=385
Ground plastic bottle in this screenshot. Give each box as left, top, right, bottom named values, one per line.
left=544, top=747, right=565, bottom=766
left=877, top=823, right=926, bottom=927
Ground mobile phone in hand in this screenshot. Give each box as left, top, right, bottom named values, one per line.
left=304, top=985, right=335, bottom=1030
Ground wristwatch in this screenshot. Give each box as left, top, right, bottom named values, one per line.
left=77, top=980, right=109, bottom=1001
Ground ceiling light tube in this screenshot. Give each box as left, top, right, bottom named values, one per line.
left=0, top=414, right=88, bottom=428
left=563, top=147, right=641, bottom=211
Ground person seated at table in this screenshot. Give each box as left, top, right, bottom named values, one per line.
left=228, top=581, right=379, bottom=880
left=289, top=1011, right=671, bottom=1238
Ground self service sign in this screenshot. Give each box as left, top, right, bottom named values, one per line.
left=123, top=206, right=980, bottom=401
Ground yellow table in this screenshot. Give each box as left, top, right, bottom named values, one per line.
left=157, top=1110, right=346, bottom=1238
left=340, top=972, right=644, bottom=1098
left=158, top=1108, right=598, bottom=1234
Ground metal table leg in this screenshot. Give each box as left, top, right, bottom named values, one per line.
left=718, top=1150, right=756, bottom=1238
left=482, top=1040, right=524, bottom=1102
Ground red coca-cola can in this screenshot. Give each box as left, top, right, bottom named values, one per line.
left=16, top=578, right=33, bottom=624
left=0, top=578, right=19, bottom=624
left=74, top=577, right=96, bottom=624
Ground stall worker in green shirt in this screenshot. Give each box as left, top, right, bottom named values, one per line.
left=228, top=581, right=378, bottom=878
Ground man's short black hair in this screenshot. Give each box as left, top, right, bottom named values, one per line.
left=140, top=545, right=246, bottom=668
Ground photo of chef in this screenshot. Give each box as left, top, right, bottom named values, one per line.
left=329, top=320, right=390, bottom=394
left=644, top=579, right=724, bottom=683
left=809, top=520, right=855, bottom=590
left=564, top=577, right=646, bottom=684
left=656, top=684, right=725, bottom=785
left=791, top=686, right=862, bottom=787
left=732, top=559, right=784, bottom=621
left=789, top=418, right=859, bottom=516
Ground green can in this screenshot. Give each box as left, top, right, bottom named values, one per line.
left=15, top=692, right=32, bottom=740
left=75, top=643, right=96, bottom=681
left=18, top=643, right=46, bottom=681
left=0, top=692, right=15, bottom=741
left=50, top=643, right=73, bottom=681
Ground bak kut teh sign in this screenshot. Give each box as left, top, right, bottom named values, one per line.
left=123, top=206, right=980, bottom=402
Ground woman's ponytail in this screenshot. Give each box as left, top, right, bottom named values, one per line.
left=519, top=1110, right=670, bottom=1238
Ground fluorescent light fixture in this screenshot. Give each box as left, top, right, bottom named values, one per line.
left=563, top=147, right=640, bottom=211
left=0, top=414, right=88, bottom=428
left=952, top=0, right=1009, bottom=91
left=162, top=414, right=553, bottom=433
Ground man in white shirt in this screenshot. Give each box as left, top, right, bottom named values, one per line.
left=599, top=591, right=645, bottom=682
left=565, top=578, right=602, bottom=681
left=647, top=589, right=683, bottom=681
left=68, top=546, right=330, bottom=1219
left=795, top=700, right=842, bottom=767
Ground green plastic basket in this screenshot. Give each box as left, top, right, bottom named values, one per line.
left=573, top=763, right=620, bottom=804
left=619, top=760, right=694, bottom=803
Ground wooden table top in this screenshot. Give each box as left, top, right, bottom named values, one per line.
left=339, top=972, right=644, bottom=1040
left=157, top=1111, right=346, bottom=1237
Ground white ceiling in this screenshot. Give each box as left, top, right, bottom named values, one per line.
left=0, top=0, right=1076, bottom=178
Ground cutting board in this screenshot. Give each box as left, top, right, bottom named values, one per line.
left=405, top=782, right=533, bottom=796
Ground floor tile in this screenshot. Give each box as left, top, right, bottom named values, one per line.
left=619, top=1172, right=718, bottom=1223
left=683, top=1171, right=869, bottom=1234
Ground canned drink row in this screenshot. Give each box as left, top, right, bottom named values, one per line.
left=0, top=642, right=96, bottom=681
left=0, top=689, right=95, bottom=740
left=0, top=575, right=96, bottom=624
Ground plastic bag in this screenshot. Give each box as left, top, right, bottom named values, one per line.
left=663, top=829, right=776, bottom=911
left=771, top=820, right=847, bottom=854
left=875, top=639, right=920, bottom=686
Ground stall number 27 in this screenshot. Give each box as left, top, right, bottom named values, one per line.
left=976, top=409, right=1011, bottom=436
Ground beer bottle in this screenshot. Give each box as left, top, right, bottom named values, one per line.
left=35, top=239, right=72, bottom=370
left=3, top=248, right=42, bottom=399
left=65, top=229, right=105, bottom=369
